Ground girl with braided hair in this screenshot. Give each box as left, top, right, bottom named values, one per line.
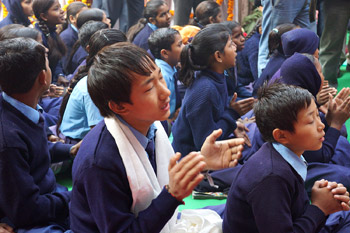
left=0, top=0, right=33, bottom=28
left=33, top=0, right=67, bottom=86
left=57, top=28, right=127, bottom=143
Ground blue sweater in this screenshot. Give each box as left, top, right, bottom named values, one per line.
left=223, top=142, right=327, bottom=233
left=60, top=24, right=78, bottom=72
left=133, top=23, right=154, bottom=51
left=70, top=121, right=182, bottom=232
left=0, top=96, right=70, bottom=228
left=172, top=69, right=239, bottom=156
left=236, top=32, right=260, bottom=86
left=0, top=0, right=31, bottom=28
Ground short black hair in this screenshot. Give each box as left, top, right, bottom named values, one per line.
left=254, top=83, right=313, bottom=142
left=148, top=28, right=180, bottom=59
left=88, top=42, right=156, bottom=117
left=0, top=38, right=46, bottom=95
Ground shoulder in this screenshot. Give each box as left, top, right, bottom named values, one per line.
left=73, top=121, right=125, bottom=176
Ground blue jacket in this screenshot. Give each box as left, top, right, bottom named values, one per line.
left=133, top=24, right=154, bottom=51
left=0, top=96, right=70, bottom=228
left=70, top=121, right=182, bottom=232
left=60, top=24, right=78, bottom=72
left=223, top=142, right=327, bottom=233
left=172, top=69, right=239, bottom=156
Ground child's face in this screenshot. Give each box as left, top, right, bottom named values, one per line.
left=221, top=37, right=237, bottom=68
left=166, top=33, right=183, bottom=67
left=21, top=0, right=33, bottom=17
left=153, top=4, right=171, bottom=28
left=283, top=99, right=325, bottom=156
left=121, top=65, right=171, bottom=133
left=42, top=0, right=65, bottom=27
left=212, top=11, right=223, bottom=24
left=231, top=26, right=245, bottom=51
left=69, top=7, right=87, bottom=27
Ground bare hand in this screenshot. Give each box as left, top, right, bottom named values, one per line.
left=317, top=84, right=337, bottom=106
left=200, top=129, right=244, bottom=170
left=0, top=223, right=14, bottom=233
left=70, top=140, right=83, bottom=157
left=230, top=93, right=255, bottom=116
left=48, top=135, right=64, bottom=143
left=168, top=152, right=206, bottom=201
left=49, top=84, right=65, bottom=97
left=326, top=94, right=350, bottom=130
left=311, top=180, right=350, bottom=215
left=234, top=120, right=251, bottom=147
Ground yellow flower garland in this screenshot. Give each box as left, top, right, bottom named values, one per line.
left=216, top=0, right=234, bottom=21
left=2, top=3, right=8, bottom=18
left=63, top=0, right=91, bottom=11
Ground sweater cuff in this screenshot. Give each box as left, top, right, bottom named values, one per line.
left=307, top=204, right=327, bottom=225
left=325, top=127, right=341, bottom=148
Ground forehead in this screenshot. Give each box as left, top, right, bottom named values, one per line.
left=231, top=26, right=242, bottom=35
left=296, top=99, right=315, bottom=120
left=157, top=4, right=169, bottom=15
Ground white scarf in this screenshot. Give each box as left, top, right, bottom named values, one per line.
left=104, top=116, right=177, bottom=233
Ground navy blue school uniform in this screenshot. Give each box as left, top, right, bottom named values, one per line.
left=223, top=142, right=350, bottom=233
left=70, top=120, right=182, bottom=232
left=172, top=69, right=239, bottom=156
left=39, top=97, right=62, bottom=127
left=60, top=24, right=78, bottom=72
left=133, top=23, right=155, bottom=51
left=69, top=46, right=87, bottom=75
left=252, top=52, right=286, bottom=96
left=0, top=95, right=70, bottom=229
left=35, top=24, right=65, bottom=83
left=236, top=32, right=260, bottom=86
left=0, top=0, right=31, bottom=28
left=225, top=67, right=254, bottom=99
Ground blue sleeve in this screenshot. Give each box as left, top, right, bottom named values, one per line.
left=247, top=175, right=326, bottom=233
left=0, top=148, right=70, bottom=227
left=247, top=43, right=259, bottom=82
left=75, top=166, right=181, bottom=233
left=83, top=91, right=103, bottom=127
left=185, top=89, right=238, bottom=151
left=303, top=127, right=340, bottom=163
left=53, top=60, right=65, bottom=83
left=48, top=141, right=73, bottom=163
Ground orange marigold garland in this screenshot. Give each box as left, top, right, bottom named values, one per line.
left=2, top=3, right=8, bottom=18
left=216, top=0, right=234, bottom=21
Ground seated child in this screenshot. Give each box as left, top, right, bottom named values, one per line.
left=58, top=28, right=126, bottom=143
left=192, top=1, right=223, bottom=28
left=0, top=38, right=70, bottom=231
left=148, top=27, right=183, bottom=119
left=127, top=0, right=171, bottom=51
left=69, top=42, right=244, bottom=232
left=172, top=24, right=246, bottom=157
left=223, top=83, right=350, bottom=233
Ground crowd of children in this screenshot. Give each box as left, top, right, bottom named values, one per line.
left=0, top=0, right=350, bottom=232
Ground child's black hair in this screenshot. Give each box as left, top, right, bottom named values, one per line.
left=61, top=1, right=87, bottom=31
left=0, top=24, right=24, bottom=40
left=65, top=20, right=108, bottom=74
left=179, top=23, right=230, bottom=87
left=148, top=27, right=180, bottom=59
left=57, top=29, right=127, bottom=135
left=0, top=38, right=46, bottom=95
left=221, top=20, right=240, bottom=32
left=0, top=27, right=40, bottom=41
left=126, top=0, right=166, bottom=42
left=193, top=1, right=221, bottom=28
left=254, top=82, right=313, bottom=142
left=268, top=23, right=297, bottom=57
left=33, top=0, right=66, bottom=75
left=246, top=17, right=262, bottom=40
left=76, top=8, right=105, bottom=29
left=88, top=42, right=156, bottom=117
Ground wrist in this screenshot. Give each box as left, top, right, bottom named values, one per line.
left=165, top=185, right=184, bottom=203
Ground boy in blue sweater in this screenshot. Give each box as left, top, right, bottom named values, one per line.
left=0, top=38, right=70, bottom=232
left=223, top=83, right=350, bottom=233
left=148, top=27, right=183, bottom=120
left=70, top=42, right=244, bottom=232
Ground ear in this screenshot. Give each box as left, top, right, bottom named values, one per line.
left=69, top=15, right=76, bottom=24
left=213, top=50, right=222, bottom=63
left=272, top=128, right=289, bottom=144
left=85, top=44, right=90, bottom=53
left=209, top=16, right=215, bottom=24
left=37, top=70, right=48, bottom=86
left=108, top=100, right=129, bottom=115
left=149, top=17, right=156, bottom=25
left=160, top=49, right=168, bottom=60
left=40, top=13, right=48, bottom=22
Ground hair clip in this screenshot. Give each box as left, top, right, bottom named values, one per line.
left=272, top=28, right=279, bottom=33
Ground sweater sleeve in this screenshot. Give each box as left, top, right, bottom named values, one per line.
left=247, top=175, right=326, bottom=233
left=186, top=87, right=238, bottom=151
left=303, top=127, right=340, bottom=163
left=0, top=147, right=70, bottom=227
left=77, top=165, right=181, bottom=233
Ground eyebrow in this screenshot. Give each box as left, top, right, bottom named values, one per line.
left=141, top=69, right=161, bottom=86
